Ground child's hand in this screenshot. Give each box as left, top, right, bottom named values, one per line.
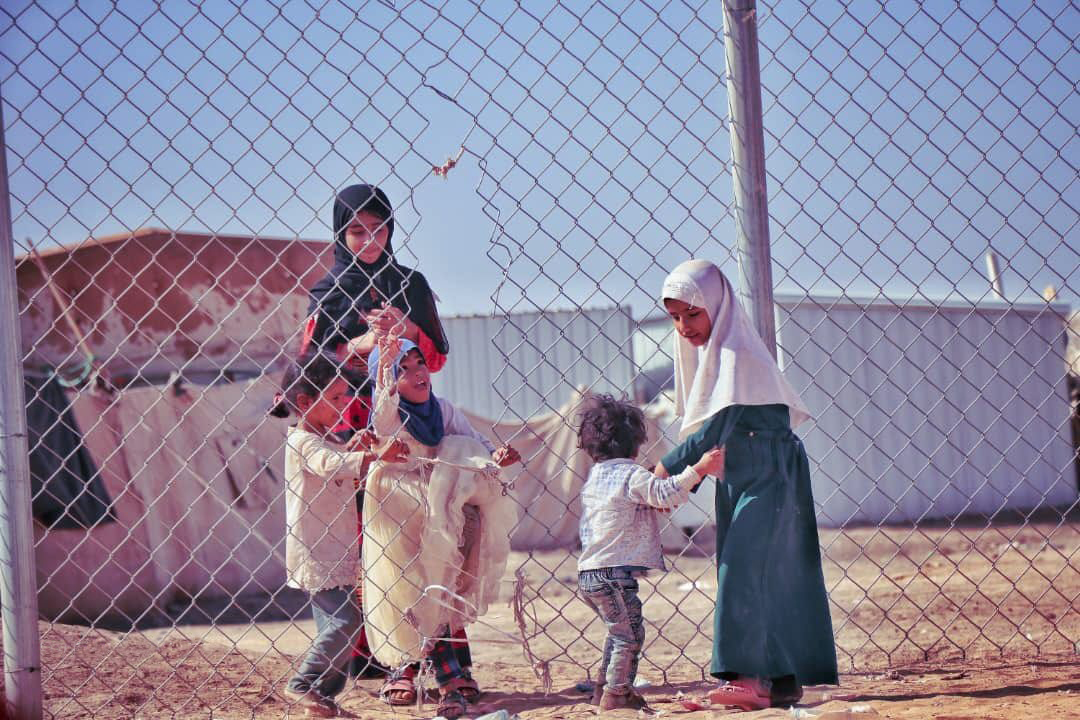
left=377, top=437, right=411, bottom=464
left=492, top=445, right=521, bottom=467
left=694, top=446, right=726, bottom=479
left=376, top=334, right=402, bottom=379
left=345, top=429, right=377, bottom=452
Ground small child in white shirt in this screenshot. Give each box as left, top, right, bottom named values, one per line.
left=274, top=353, right=410, bottom=718
left=576, top=394, right=725, bottom=711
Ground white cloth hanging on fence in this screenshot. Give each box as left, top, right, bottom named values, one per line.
left=362, top=376, right=514, bottom=667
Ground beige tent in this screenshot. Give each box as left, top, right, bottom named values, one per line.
left=37, top=376, right=289, bottom=625
left=38, top=380, right=696, bottom=625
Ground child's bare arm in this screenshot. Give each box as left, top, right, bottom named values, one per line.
left=345, top=429, right=376, bottom=452
left=373, top=437, right=410, bottom=464
left=353, top=437, right=410, bottom=487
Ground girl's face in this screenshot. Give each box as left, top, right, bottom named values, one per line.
left=664, top=297, right=712, bottom=346
left=396, top=349, right=431, bottom=404
left=299, top=377, right=352, bottom=431
left=345, top=210, right=391, bottom=263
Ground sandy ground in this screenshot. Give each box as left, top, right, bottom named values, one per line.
left=20, top=520, right=1080, bottom=718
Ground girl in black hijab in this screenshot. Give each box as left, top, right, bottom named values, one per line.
left=302, top=183, right=449, bottom=378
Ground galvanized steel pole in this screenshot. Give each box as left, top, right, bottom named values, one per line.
left=0, top=94, right=44, bottom=720
left=723, top=0, right=778, bottom=357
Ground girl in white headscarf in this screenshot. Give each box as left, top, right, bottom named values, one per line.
left=656, top=259, right=837, bottom=711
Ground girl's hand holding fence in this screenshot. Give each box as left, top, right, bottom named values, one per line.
left=345, top=429, right=377, bottom=452
left=492, top=445, right=521, bottom=467
left=376, top=437, right=411, bottom=464
left=366, top=304, right=418, bottom=341
left=376, top=334, right=403, bottom=395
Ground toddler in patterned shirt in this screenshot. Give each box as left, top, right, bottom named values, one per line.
left=576, top=394, right=725, bottom=711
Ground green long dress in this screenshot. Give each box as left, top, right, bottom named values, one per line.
left=661, top=403, right=838, bottom=685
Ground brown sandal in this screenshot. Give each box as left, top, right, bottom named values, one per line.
left=437, top=688, right=468, bottom=719
left=456, top=669, right=481, bottom=702
left=379, top=676, right=416, bottom=706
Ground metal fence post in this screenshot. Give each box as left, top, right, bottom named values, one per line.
left=0, top=94, right=44, bottom=720
left=723, top=0, right=777, bottom=357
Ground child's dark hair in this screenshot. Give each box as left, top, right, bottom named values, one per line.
left=576, top=393, right=648, bottom=462
left=269, top=352, right=353, bottom=418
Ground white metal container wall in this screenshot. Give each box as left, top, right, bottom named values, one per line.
left=434, top=306, right=637, bottom=421
left=777, top=297, right=1076, bottom=526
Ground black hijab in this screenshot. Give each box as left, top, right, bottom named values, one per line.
left=306, top=184, right=449, bottom=354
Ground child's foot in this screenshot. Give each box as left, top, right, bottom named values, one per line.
left=457, top=668, right=482, bottom=702
left=283, top=688, right=339, bottom=718
left=590, top=681, right=605, bottom=705
left=378, top=676, right=417, bottom=706
left=598, top=688, right=649, bottom=712
left=707, top=678, right=771, bottom=712
left=437, top=688, right=468, bottom=719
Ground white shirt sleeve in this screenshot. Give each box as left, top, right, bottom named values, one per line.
left=439, top=397, right=497, bottom=453
left=626, top=465, right=701, bottom=510
left=371, top=362, right=404, bottom=439
left=292, top=432, right=369, bottom=483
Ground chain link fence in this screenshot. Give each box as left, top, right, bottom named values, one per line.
left=1, top=0, right=1077, bottom=717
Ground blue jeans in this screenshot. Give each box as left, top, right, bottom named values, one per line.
left=578, top=566, right=646, bottom=695
left=288, top=588, right=361, bottom=699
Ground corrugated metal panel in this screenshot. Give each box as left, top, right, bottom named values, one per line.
left=435, top=306, right=636, bottom=420
left=633, top=320, right=675, bottom=373
left=777, top=298, right=1076, bottom=525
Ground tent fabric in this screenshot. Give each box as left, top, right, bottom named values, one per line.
left=461, top=389, right=674, bottom=551
left=37, top=375, right=289, bottom=625
left=25, top=373, right=113, bottom=529
left=35, top=376, right=682, bottom=628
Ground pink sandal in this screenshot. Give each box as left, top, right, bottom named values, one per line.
left=708, top=678, right=771, bottom=712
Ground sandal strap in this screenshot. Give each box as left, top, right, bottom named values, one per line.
left=440, top=677, right=473, bottom=693
left=438, top=688, right=468, bottom=718
left=379, top=676, right=417, bottom=703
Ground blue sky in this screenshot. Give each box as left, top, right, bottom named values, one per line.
left=1, top=0, right=1076, bottom=319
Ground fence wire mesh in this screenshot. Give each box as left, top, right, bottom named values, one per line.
left=1, top=0, right=1077, bottom=717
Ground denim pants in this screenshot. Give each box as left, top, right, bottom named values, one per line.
left=288, top=588, right=361, bottom=698
left=578, top=566, right=646, bottom=695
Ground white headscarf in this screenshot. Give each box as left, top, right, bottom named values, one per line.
left=661, top=259, right=810, bottom=439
